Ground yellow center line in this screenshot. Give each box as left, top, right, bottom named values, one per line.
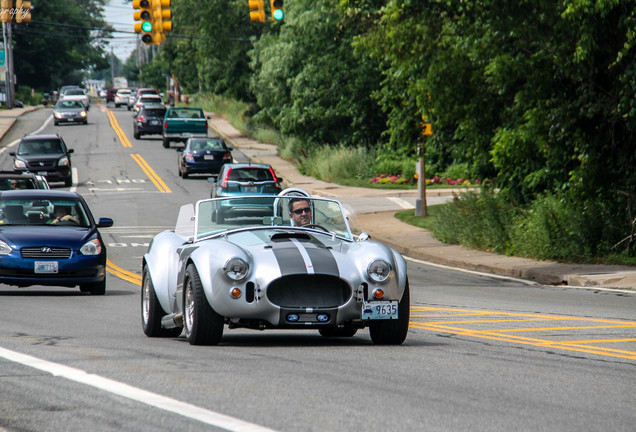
left=130, top=153, right=172, bottom=193
left=106, top=259, right=142, bottom=286
left=105, top=109, right=132, bottom=148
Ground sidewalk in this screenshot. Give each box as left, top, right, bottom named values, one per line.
left=206, top=112, right=636, bottom=291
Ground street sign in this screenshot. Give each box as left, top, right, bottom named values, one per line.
left=0, top=50, right=5, bottom=67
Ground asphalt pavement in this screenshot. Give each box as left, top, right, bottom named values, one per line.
left=3, top=105, right=634, bottom=290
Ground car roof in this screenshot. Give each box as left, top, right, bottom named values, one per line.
left=0, top=171, right=40, bottom=178
left=20, top=134, right=62, bottom=141
left=222, top=163, right=272, bottom=170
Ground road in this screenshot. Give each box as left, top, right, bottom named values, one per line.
left=0, top=104, right=634, bottom=432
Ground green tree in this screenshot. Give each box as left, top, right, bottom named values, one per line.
left=12, top=0, right=112, bottom=91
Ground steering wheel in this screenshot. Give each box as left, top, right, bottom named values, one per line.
left=304, top=224, right=329, bottom=232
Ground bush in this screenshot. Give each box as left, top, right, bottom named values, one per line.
left=14, top=85, right=43, bottom=106
left=303, top=145, right=374, bottom=182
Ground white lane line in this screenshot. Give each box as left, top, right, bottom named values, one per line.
left=386, top=196, right=413, bottom=209
left=0, top=346, right=278, bottom=432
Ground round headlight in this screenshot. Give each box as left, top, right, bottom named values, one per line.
left=367, top=259, right=391, bottom=283
left=224, top=257, right=248, bottom=281
left=80, top=239, right=102, bottom=256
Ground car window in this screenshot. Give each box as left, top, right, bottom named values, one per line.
left=0, top=198, right=90, bottom=227
left=0, top=178, right=37, bottom=190
left=65, top=89, right=85, bottom=96
left=190, top=139, right=225, bottom=150
left=142, top=109, right=166, bottom=117
left=169, top=109, right=204, bottom=119
left=18, top=139, right=64, bottom=155
left=56, top=101, right=83, bottom=109
left=228, top=168, right=273, bottom=182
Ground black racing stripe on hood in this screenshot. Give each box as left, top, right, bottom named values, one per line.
left=270, top=240, right=307, bottom=275
left=301, top=238, right=339, bottom=276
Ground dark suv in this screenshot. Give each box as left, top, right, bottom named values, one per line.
left=10, top=134, right=74, bottom=187
left=133, top=105, right=166, bottom=139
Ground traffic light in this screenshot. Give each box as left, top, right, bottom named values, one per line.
left=248, top=0, right=265, bottom=23
left=16, top=0, right=32, bottom=23
left=0, top=0, right=11, bottom=23
left=133, top=0, right=154, bottom=45
left=270, top=0, right=284, bottom=21
left=153, top=0, right=172, bottom=35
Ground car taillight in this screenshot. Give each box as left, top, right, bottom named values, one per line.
left=220, top=168, right=231, bottom=188
left=137, top=115, right=146, bottom=122
left=204, top=121, right=208, bottom=129
left=185, top=153, right=195, bottom=163
left=269, top=168, right=278, bottom=182
left=223, top=153, right=231, bottom=161
left=164, top=121, right=168, bottom=129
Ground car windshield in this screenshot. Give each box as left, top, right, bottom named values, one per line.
left=0, top=198, right=90, bottom=227
left=18, top=139, right=64, bottom=155
left=225, top=167, right=273, bottom=182
left=65, top=89, right=85, bottom=96
left=0, top=177, right=37, bottom=190
left=182, top=196, right=354, bottom=241
left=55, top=100, right=84, bottom=109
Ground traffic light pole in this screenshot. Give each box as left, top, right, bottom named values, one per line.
left=2, top=21, right=14, bottom=108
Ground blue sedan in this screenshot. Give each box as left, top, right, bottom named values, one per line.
left=177, top=136, right=233, bottom=179
left=0, top=190, right=113, bottom=295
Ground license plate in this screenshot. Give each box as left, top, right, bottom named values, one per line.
left=35, top=261, right=58, bottom=274
left=37, top=171, right=47, bottom=176
left=150, top=120, right=159, bottom=125
left=362, top=301, right=398, bottom=320
left=203, top=155, right=215, bottom=160
left=244, top=186, right=257, bottom=193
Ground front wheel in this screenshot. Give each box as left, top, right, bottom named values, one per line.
left=80, top=279, right=106, bottom=295
left=141, top=266, right=182, bottom=337
left=184, top=264, right=224, bottom=345
left=162, top=137, right=170, bottom=148
left=369, top=279, right=410, bottom=345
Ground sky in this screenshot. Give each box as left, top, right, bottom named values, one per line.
left=103, top=0, right=136, bottom=62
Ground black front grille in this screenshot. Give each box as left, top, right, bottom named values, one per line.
left=267, top=275, right=351, bottom=308
left=21, top=247, right=71, bottom=259
left=26, top=161, right=56, bottom=169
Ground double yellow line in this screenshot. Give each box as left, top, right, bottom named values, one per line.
left=103, top=102, right=171, bottom=193
left=107, top=259, right=142, bottom=286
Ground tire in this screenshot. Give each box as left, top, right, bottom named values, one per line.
left=83, top=119, right=87, bottom=125
left=369, top=279, right=410, bottom=345
left=182, top=170, right=189, bottom=179
left=141, top=266, right=182, bottom=338
left=115, top=103, right=120, bottom=108
left=162, top=137, right=170, bottom=148
left=319, top=327, right=357, bottom=338
left=54, top=121, right=59, bottom=126
left=133, top=130, right=140, bottom=140
left=80, top=279, right=106, bottom=296
left=64, top=177, right=72, bottom=187
left=183, top=264, right=224, bottom=345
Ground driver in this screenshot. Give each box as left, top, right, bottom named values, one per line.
left=289, top=198, right=312, bottom=227
left=47, top=205, right=79, bottom=225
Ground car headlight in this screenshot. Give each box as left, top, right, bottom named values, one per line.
left=80, top=239, right=102, bottom=256
left=367, top=259, right=391, bottom=283
left=80, top=111, right=87, bottom=117
left=58, top=156, right=70, bottom=166
left=14, top=159, right=26, bottom=168
left=224, top=257, right=248, bottom=281
left=0, top=240, right=13, bottom=255
left=54, top=112, right=62, bottom=118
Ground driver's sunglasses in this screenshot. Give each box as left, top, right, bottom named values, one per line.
left=292, top=207, right=311, bottom=215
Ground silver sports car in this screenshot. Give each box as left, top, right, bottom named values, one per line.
left=141, top=189, right=410, bottom=345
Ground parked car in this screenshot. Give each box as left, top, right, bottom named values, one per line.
left=133, top=105, right=167, bottom=139
left=162, top=106, right=208, bottom=148
left=105, top=88, right=116, bottom=103
left=10, top=134, right=74, bottom=187
left=0, top=189, right=113, bottom=295
left=59, top=88, right=90, bottom=110
left=114, top=89, right=132, bottom=108
left=141, top=189, right=410, bottom=345
left=0, top=171, right=50, bottom=190
left=132, top=94, right=164, bottom=113
left=208, top=163, right=282, bottom=198
left=177, top=136, right=233, bottom=179
left=128, top=87, right=160, bottom=110
left=52, top=100, right=88, bottom=125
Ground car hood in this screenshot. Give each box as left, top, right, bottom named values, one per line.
left=54, top=108, right=84, bottom=113
left=0, top=226, right=96, bottom=248
left=16, top=154, right=66, bottom=162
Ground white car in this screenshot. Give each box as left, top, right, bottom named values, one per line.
left=141, top=189, right=410, bottom=345
left=59, top=88, right=90, bottom=110
left=114, top=89, right=132, bottom=108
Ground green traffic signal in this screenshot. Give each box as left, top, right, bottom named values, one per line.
left=141, top=21, right=153, bottom=32
left=272, top=9, right=284, bottom=20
